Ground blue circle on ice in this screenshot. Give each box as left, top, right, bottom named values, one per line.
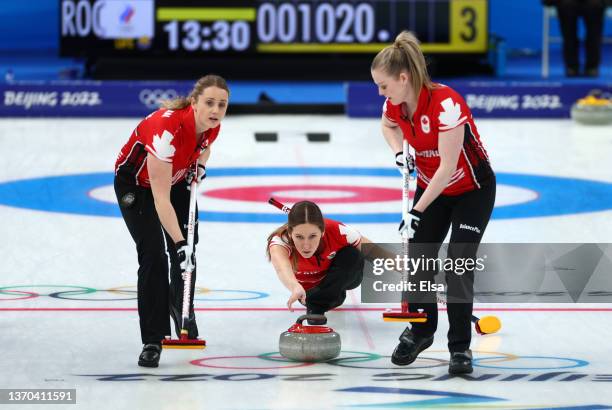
left=0, top=167, right=610, bottom=222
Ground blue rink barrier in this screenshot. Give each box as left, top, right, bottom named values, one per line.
left=347, top=80, right=612, bottom=118
left=0, top=81, right=192, bottom=117
left=0, top=80, right=345, bottom=117
left=2, top=79, right=609, bottom=118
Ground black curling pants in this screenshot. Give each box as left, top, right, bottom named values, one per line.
left=407, top=178, right=496, bottom=353
left=306, top=246, right=365, bottom=313
left=114, top=176, right=198, bottom=344
left=556, top=0, right=605, bottom=71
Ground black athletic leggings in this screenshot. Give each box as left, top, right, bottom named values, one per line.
left=408, top=178, right=496, bottom=353
left=306, top=246, right=365, bottom=312
left=114, top=175, right=198, bottom=344
left=556, top=0, right=606, bottom=71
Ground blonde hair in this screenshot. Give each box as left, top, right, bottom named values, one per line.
left=266, top=201, right=325, bottom=270
left=161, top=74, right=229, bottom=110
left=371, top=31, right=433, bottom=93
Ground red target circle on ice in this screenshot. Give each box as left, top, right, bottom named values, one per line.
left=203, top=185, right=408, bottom=204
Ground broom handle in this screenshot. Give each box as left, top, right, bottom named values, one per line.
left=181, top=160, right=199, bottom=336
left=400, top=140, right=413, bottom=314
left=269, top=197, right=291, bottom=214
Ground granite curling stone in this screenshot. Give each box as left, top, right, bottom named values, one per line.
left=279, top=314, right=341, bottom=362
left=571, top=93, right=612, bottom=125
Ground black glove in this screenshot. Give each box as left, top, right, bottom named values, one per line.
left=395, top=151, right=415, bottom=175
left=185, top=164, right=206, bottom=186
left=175, top=240, right=195, bottom=272
left=398, top=209, right=422, bottom=240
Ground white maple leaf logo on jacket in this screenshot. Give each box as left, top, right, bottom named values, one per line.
left=438, top=98, right=466, bottom=131
left=150, top=130, right=176, bottom=161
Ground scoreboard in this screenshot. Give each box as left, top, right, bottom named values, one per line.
left=60, top=0, right=488, bottom=57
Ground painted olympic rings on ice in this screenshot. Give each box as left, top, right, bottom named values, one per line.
left=0, top=285, right=269, bottom=302
left=193, top=350, right=587, bottom=371
left=473, top=355, right=589, bottom=370
left=191, top=355, right=315, bottom=370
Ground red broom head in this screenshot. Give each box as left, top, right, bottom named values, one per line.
left=161, top=335, right=206, bottom=349
left=382, top=311, right=428, bottom=322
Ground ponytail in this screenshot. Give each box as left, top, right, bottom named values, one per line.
left=371, top=31, right=433, bottom=93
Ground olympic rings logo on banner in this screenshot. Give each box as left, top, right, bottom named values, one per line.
left=0, top=285, right=269, bottom=302
left=138, top=89, right=179, bottom=109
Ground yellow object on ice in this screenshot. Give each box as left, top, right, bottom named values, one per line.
left=382, top=317, right=428, bottom=323
left=571, top=93, right=612, bottom=125
left=576, top=95, right=612, bottom=107
left=477, top=315, right=502, bottom=334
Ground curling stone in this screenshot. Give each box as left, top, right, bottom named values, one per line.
left=279, top=314, right=341, bottom=362
left=570, top=94, right=612, bottom=125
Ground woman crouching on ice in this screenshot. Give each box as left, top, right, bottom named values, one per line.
left=267, top=201, right=370, bottom=323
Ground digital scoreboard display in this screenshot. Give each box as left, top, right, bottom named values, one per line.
left=60, top=0, right=488, bottom=57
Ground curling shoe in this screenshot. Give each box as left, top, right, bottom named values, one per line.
left=391, top=328, right=434, bottom=366
left=138, top=343, right=161, bottom=368
left=449, top=349, right=473, bottom=374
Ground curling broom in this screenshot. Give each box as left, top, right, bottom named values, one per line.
left=162, top=160, right=206, bottom=349
left=385, top=141, right=500, bottom=331
left=382, top=140, right=427, bottom=323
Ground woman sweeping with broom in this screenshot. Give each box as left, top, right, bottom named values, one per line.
left=371, top=31, right=496, bottom=374
left=114, top=75, right=229, bottom=367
